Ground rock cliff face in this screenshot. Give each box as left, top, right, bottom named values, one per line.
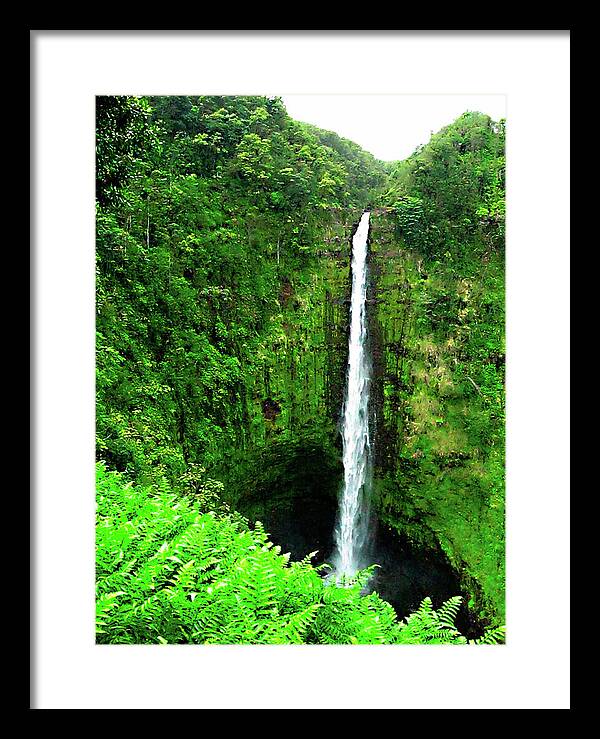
left=227, top=208, right=504, bottom=628
left=368, top=212, right=505, bottom=625
left=224, top=210, right=357, bottom=531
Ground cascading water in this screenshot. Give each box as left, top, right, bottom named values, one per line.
left=333, top=211, right=372, bottom=579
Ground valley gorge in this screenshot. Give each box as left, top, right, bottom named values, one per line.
left=96, top=95, right=505, bottom=644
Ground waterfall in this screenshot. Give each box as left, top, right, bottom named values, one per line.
left=333, top=211, right=372, bottom=579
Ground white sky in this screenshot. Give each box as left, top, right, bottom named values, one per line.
left=281, top=94, right=507, bottom=162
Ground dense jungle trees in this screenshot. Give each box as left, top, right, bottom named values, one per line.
left=384, top=111, right=505, bottom=256
left=96, top=95, right=386, bottom=484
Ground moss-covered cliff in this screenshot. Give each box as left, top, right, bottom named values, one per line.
left=369, top=211, right=505, bottom=624
left=224, top=209, right=359, bottom=532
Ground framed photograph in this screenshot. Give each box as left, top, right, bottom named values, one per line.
left=32, top=30, right=570, bottom=710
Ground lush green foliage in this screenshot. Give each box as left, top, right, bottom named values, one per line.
left=96, top=95, right=385, bottom=484
left=96, top=465, right=504, bottom=645
left=372, top=110, right=505, bottom=623
left=384, top=111, right=505, bottom=257
left=95, top=97, right=506, bottom=640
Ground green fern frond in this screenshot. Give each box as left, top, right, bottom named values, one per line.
left=470, top=625, right=506, bottom=645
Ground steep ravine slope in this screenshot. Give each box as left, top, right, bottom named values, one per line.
left=368, top=211, right=505, bottom=625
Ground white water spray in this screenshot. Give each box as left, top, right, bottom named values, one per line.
left=333, top=211, right=372, bottom=578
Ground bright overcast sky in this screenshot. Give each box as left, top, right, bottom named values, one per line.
left=281, top=94, right=506, bottom=162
